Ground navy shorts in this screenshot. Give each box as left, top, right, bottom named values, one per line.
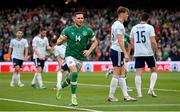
left=33, top=58, right=45, bottom=69
left=61, top=62, right=69, bottom=71
left=135, top=56, right=156, bottom=68
left=110, top=49, right=124, bottom=67
left=12, top=58, right=23, bottom=68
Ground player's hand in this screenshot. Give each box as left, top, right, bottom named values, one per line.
left=39, top=55, right=45, bottom=60
left=61, top=35, right=67, bottom=40
left=156, top=51, right=161, bottom=61
left=124, top=53, right=129, bottom=62
left=50, top=47, right=54, bottom=51
left=83, top=50, right=91, bottom=57
left=8, top=56, right=11, bottom=61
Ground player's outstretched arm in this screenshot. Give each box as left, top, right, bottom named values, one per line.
left=47, top=46, right=54, bottom=51
left=83, top=36, right=98, bottom=57
left=56, top=35, right=67, bottom=45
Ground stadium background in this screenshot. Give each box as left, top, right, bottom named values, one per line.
left=0, top=0, right=179, bottom=62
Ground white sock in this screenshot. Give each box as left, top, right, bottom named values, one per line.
left=17, top=73, right=22, bottom=84
left=72, top=94, right=77, bottom=98
left=31, top=73, right=37, bottom=84
left=135, top=75, right=142, bottom=96
left=11, top=72, right=17, bottom=84
left=118, top=76, right=129, bottom=97
left=36, top=73, right=43, bottom=87
left=56, top=71, right=62, bottom=90
left=109, top=76, right=118, bottom=98
left=149, top=72, right=157, bottom=90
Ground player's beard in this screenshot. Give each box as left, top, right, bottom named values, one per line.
left=17, top=36, right=22, bottom=40
left=75, top=21, right=83, bottom=28
left=40, top=34, right=45, bottom=39
left=125, top=17, right=128, bottom=22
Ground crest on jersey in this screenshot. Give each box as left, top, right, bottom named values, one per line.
left=82, top=31, right=88, bottom=36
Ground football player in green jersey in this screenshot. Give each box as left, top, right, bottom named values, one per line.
left=56, top=11, right=98, bottom=106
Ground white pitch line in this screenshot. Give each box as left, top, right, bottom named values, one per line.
left=78, top=104, right=180, bottom=108
left=80, top=83, right=180, bottom=92
left=0, top=98, right=100, bottom=112
left=44, top=81, right=180, bottom=92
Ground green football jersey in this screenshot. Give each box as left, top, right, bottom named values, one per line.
left=61, top=25, right=95, bottom=61
left=124, top=33, right=130, bottom=48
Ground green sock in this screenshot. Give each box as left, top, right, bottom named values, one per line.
left=61, top=77, right=70, bottom=88
left=70, top=72, right=78, bottom=94
left=71, top=72, right=78, bottom=82
left=65, top=71, right=69, bottom=77
left=71, top=85, right=77, bottom=94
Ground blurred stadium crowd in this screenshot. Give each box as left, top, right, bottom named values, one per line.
left=0, top=5, right=179, bottom=61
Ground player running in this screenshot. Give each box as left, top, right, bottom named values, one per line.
left=56, top=11, right=98, bottom=106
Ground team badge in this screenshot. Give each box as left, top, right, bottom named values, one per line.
left=82, top=31, right=88, bottom=36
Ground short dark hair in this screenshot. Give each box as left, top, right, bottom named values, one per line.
left=39, top=27, right=46, bottom=32
left=51, top=38, right=57, bottom=44
left=140, top=13, right=149, bottom=21
left=74, top=11, right=85, bottom=16
left=117, top=6, right=129, bottom=15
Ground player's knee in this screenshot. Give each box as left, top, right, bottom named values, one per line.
left=14, top=66, right=20, bottom=72
left=151, top=67, right=156, bottom=72
left=36, top=67, right=42, bottom=73
left=136, top=69, right=142, bottom=75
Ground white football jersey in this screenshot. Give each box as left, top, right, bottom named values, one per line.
left=111, top=20, right=125, bottom=52
left=32, top=35, right=49, bottom=59
left=9, top=38, right=28, bottom=60
left=130, top=23, right=155, bottom=56
left=54, top=45, right=66, bottom=58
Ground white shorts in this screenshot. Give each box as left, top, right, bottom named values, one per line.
left=65, top=56, right=82, bottom=71
left=54, top=45, right=66, bottom=58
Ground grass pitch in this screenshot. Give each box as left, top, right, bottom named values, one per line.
left=0, top=72, right=180, bottom=111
